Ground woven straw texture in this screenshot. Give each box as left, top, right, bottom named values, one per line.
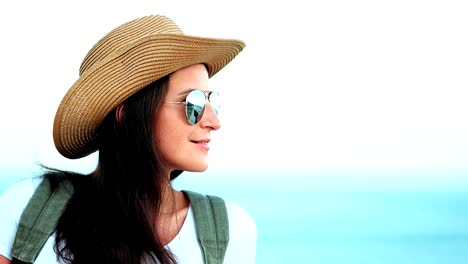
left=53, top=15, right=245, bottom=159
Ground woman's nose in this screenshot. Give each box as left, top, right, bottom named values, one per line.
left=199, top=103, right=221, bottom=130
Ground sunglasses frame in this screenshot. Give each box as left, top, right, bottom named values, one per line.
left=164, top=89, right=220, bottom=125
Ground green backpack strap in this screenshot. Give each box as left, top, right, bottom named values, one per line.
left=9, top=181, right=227, bottom=264
left=183, top=190, right=229, bottom=264
left=11, top=178, right=74, bottom=264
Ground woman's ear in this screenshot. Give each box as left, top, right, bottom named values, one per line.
left=116, top=104, right=124, bottom=124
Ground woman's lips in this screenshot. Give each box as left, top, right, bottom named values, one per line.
left=191, top=139, right=210, bottom=150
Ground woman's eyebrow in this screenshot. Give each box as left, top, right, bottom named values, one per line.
left=177, top=88, right=214, bottom=95
left=177, top=88, right=196, bottom=95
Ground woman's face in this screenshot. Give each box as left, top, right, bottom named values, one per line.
left=155, top=64, right=221, bottom=174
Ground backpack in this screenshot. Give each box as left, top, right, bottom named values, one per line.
left=10, top=178, right=229, bottom=264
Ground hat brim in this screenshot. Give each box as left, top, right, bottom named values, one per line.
left=53, top=34, right=245, bottom=159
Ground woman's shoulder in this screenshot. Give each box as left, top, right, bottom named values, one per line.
left=225, top=201, right=257, bottom=233
left=0, top=177, right=39, bottom=208
left=0, top=177, right=41, bottom=224
left=0, top=177, right=40, bottom=260
left=223, top=201, right=257, bottom=263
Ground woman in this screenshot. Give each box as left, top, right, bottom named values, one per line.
left=0, top=15, right=256, bottom=264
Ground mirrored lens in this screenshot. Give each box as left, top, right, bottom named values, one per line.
left=185, top=90, right=205, bottom=124
left=208, top=91, right=220, bottom=116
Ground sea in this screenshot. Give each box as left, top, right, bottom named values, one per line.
left=1, top=168, right=468, bottom=264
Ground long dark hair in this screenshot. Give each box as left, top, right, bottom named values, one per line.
left=50, top=75, right=180, bottom=264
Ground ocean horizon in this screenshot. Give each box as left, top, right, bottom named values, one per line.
left=1, top=168, right=468, bottom=263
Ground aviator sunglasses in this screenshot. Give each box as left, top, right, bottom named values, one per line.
left=164, top=89, right=220, bottom=125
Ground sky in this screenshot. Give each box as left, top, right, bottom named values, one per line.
left=0, top=0, right=467, bottom=179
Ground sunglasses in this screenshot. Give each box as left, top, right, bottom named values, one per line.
left=164, top=89, right=220, bottom=125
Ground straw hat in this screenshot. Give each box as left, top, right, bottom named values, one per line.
left=53, top=15, right=245, bottom=159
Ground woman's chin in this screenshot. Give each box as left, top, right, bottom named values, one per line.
left=186, top=162, right=209, bottom=172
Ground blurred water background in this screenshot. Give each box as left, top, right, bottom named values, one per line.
left=176, top=169, right=468, bottom=264
left=2, top=168, right=467, bottom=264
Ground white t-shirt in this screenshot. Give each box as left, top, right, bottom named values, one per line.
left=0, top=178, right=257, bottom=263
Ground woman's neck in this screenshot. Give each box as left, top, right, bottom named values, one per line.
left=157, top=183, right=190, bottom=245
